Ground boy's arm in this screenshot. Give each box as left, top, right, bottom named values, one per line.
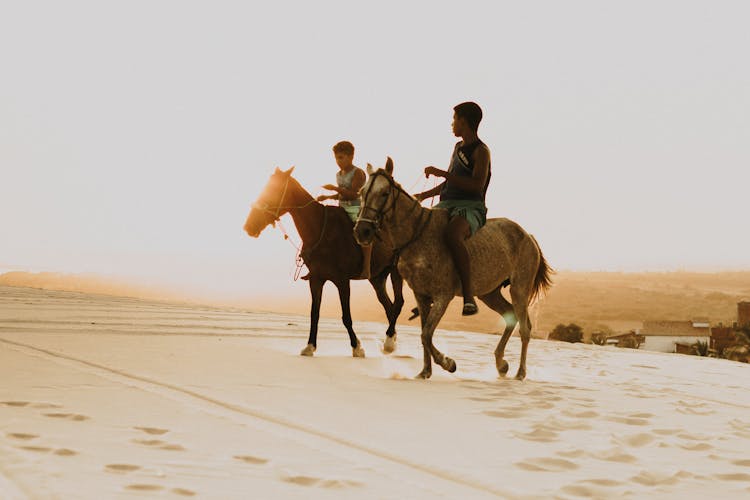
left=424, top=146, right=490, bottom=197
left=333, top=169, right=366, bottom=201
left=415, top=181, right=445, bottom=201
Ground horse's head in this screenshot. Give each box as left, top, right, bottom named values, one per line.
left=354, top=157, right=396, bottom=246
left=243, top=166, right=295, bottom=238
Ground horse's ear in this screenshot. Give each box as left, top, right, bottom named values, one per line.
left=366, top=163, right=374, bottom=175
left=274, top=166, right=281, bottom=174
left=285, top=166, right=295, bottom=176
left=385, top=157, right=394, bottom=175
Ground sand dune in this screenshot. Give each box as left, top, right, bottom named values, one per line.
left=4, top=270, right=750, bottom=339
left=2, top=285, right=750, bottom=498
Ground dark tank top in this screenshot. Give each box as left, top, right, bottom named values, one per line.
left=439, top=140, right=491, bottom=202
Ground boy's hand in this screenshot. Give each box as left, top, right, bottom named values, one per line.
left=424, top=166, right=445, bottom=178
left=322, top=184, right=338, bottom=191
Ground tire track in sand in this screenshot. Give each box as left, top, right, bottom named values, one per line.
left=0, top=336, right=507, bottom=498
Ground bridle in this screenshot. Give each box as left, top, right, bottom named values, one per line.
left=357, top=170, right=432, bottom=255
left=250, top=174, right=328, bottom=269
left=358, top=171, right=413, bottom=227
left=252, top=176, right=316, bottom=223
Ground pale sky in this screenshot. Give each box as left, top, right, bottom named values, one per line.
left=1, top=1, right=748, bottom=299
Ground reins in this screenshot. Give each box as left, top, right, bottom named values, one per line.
left=358, top=171, right=433, bottom=257
left=253, top=176, right=328, bottom=281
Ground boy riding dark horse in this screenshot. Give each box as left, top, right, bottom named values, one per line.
left=318, top=141, right=373, bottom=279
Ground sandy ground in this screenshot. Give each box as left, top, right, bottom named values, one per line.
left=1, top=286, right=750, bottom=499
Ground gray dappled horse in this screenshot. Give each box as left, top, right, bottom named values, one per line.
left=354, top=159, right=552, bottom=380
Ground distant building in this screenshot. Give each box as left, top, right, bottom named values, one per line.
left=738, top=302, right=750, bottom=327
left=605, top=332, right=645, bottom=349
left=710, top=326, right=736, bottom=356
left=639, top=319, right=711, bottom=353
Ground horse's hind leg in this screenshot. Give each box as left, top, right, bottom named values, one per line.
left=335, top=280, right=364, bottom=358
left=509, top=286, right=533, bottom=380
left=478, top=287, right=517, bottom=377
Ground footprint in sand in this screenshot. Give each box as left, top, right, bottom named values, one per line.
left=160, top=444, right=185, bottom=451
left=125, top=484, right=163, bottom=492
left=106, top=464, right=141, bottom=473
left=483, top=409, right=527, bottom=419
left=613, top=433, right=655, bottom=448
left=43, top=413, right=89, bottom=422
left=678, top=442, right=713, bottom=451
left=54, top=448, right=77, bottom=456
left=1, top=401, right=62, bottom=409
left=715, top=473, right=750, bottom=482
left=729, top=419, right=750, bottom=439
left=527, top=400, right=556, bottom=410
left=7, top=433, right=38, bottom=441
left=562, top=409, right=599, bottom=419
left=630, top=470, right=692, bottom=486
left=578, top=478, right=623, bottom=487
left=559, top=484, right=614, bottom=498
left=542, top=417, right=592, bottom=432
left=556, top=449, right=586, bottom=459
left=132, top=439, right=185, bottom=451
left=172, top=488, right=196, bottom=496
left=234, top=455, right=269, bottom=465
left=653, top=428, right=681, bottom=436
left=590, top=448, right=637, bottom=464
left=515, top=457, right=579, bottom=472
left=281, top=475, right=363, bottom=489
left=732, top=460, right=750, bottom=467
left=605, top=416, right=650, bottom=426
left=134, top=426, right=168, bottom=436
left=676, top=407, right=715, bottom=416
left=32, top=403, right=63, bottom=409
left=512, top=428, right=558, bottom=443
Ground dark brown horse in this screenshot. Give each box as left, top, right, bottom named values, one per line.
left=244, top=167, right=405, bottom=357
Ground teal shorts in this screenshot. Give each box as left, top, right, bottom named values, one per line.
left=434, top=200, right=488, bottom=236
left=343, top=205, right=360, bottom=222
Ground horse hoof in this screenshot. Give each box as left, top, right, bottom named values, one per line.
left=515, top=370, right=526, bottom=381
left=415, top=370, right=432, bottom=380
left=300, top=344, right=316, bottom=357
left=443, top=357, right=457, bottom=373
left=496, top=359, right=509, bottom=376
left=383, top=335, right=397, bottom=354
left=353, top=343, right=366, bottom=358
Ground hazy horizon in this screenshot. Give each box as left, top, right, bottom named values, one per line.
left=2, top=1, right=748, bottom=298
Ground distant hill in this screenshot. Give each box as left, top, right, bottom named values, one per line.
left=3, top=270, right=749, bottom=338
left=0, top=271, right=193, bottom=304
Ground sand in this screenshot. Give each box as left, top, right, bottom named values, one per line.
left=1, top=285, right=750, bottom=499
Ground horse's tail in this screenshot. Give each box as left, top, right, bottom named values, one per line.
left=530, top=235, right=554, bottom=303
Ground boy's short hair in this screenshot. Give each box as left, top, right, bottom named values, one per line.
left=453, top=102, right=483, bottom=132
left=332, top=141, right=355, bottom=156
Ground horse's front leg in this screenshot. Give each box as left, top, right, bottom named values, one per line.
left=302, top=278, right=325, bottom=356
left=415, top=295, right=452, bottom=379
left=369, top=272, right=396, bottom=353
left=335, top=279, right=364, bottom=358
left=386, top=269, right=405, bottom=351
